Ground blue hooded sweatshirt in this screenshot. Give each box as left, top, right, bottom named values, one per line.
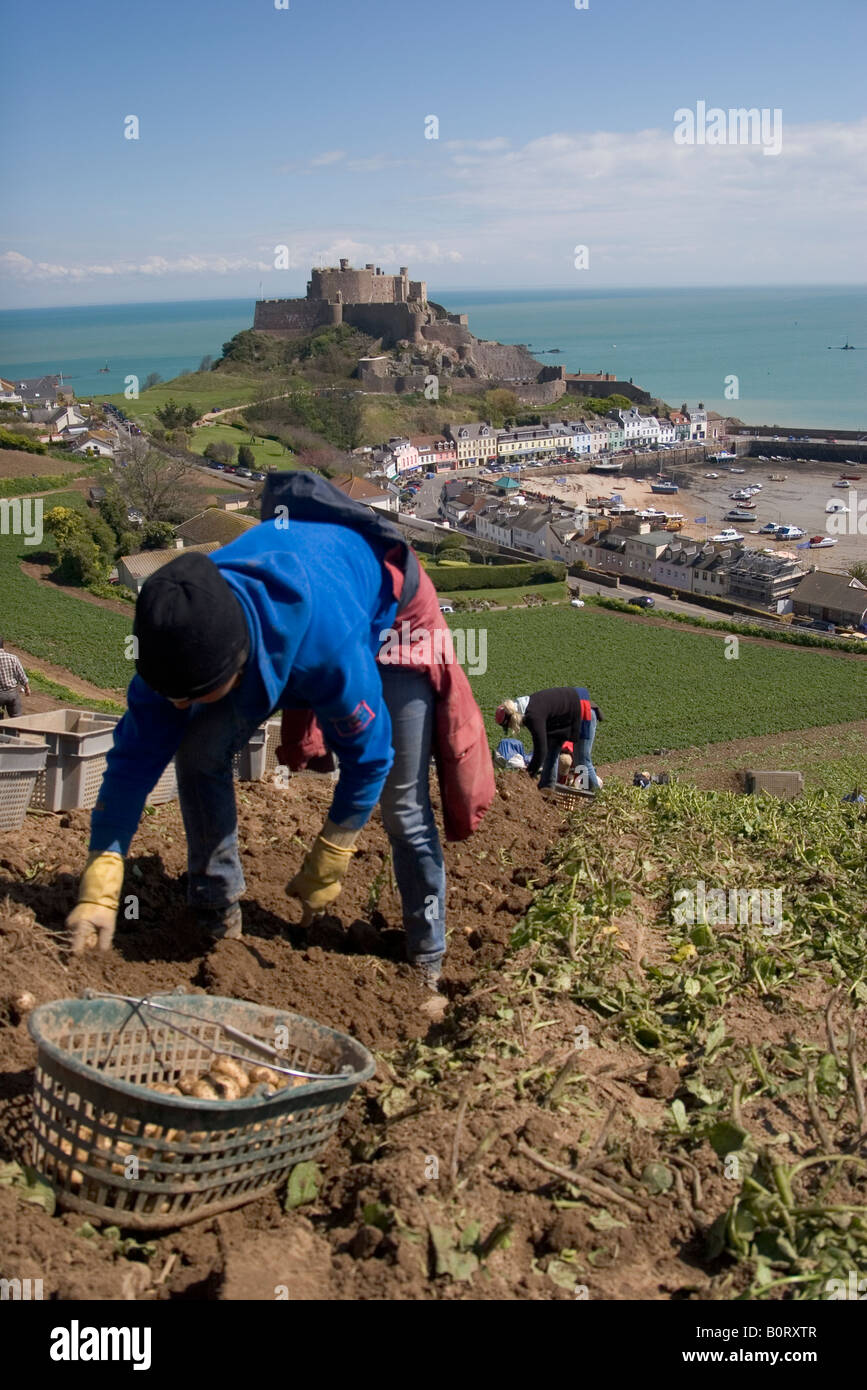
left=89, top=516, right=401, bottom=856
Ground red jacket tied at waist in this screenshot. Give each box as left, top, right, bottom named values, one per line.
left=278, top=566, right=495, bottom=840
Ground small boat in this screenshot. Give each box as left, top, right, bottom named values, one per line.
left=731, top=490, right=752, bottom=500
left=729, top=467, right=746, bottom=474
left=808, top=536, right=838, bottom=548
left=775, top=525, right=805, bottom=540
left=833, top=480, right=851, bottom=489
left=713, top=528, right=745, bottom=543
left=651, top=481, right=679, bottom=494
left=758, top=522, right=779, bottom=534
left=841, top=472, right=861, bottom=480
left=757, top=454, right=768, bottom=461
left=826, top=500, right=848, bottom=513
left=704, top=471, right=719, bottom=479
left=768, top=473, right=787, bottom=481
left=98, top=363, right=110, bottom=373
left=726, top=509, right=757, bottom=521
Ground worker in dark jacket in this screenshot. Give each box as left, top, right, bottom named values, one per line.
left=495, top=687, right=603, bottom=791
left=65, top=474, right=493, bottom=1009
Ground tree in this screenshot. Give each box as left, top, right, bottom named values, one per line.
left=98, top=487, right=130, bottom=542
left=238, top=444, right=256, bottom=469
left=55, top=531, right=108, bottom=587
left=44, top=506, right=85, bottom=550
left=199, top=354, right=214, bottom=373
left=112, top=436, right=199, bottom=522
left=472, top=537, right=500, bottom=566
left=143, top=372, right=163, bottom=390
left=155, top=398, right=199, bottom=430
left=140, top=521, right=176, bottom=550
left=484, top=388, right=519, bottom=428
left=847, top=562, right=867, bottom=585
left=204, top=440, right=235, bottom=465
left=44, top=506, right=113, bottom=585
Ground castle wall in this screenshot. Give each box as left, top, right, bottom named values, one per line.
left=343, top=302, right=423, bottom=347
left=253, top=299, right=334, bottom=335
left=565, top=378, right=651, bottom=405
left=311, top=266, right=405, bottom=304
left=419, top=323, right=473, bottom=350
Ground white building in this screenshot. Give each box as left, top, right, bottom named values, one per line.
left=687, top=406, right=707, bottom=441
left=616, top=409, right=660, bottom=447
left=657, top=417, right=676, bottom=444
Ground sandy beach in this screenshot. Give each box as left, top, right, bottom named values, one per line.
left=526, top=463, right=866, bottom=569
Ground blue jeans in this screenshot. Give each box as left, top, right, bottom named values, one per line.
left=574, top=711, right=601, bottom=790
left=174, top=668, right=446, bottom=968
left=537, top=711, right=600, bottom=791
left=175, top=686, right=261, bottom=911
left=379, top=665, right=446, bottom=968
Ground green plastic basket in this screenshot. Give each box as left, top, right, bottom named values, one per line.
left=28, top=990, right=375, bottom=1229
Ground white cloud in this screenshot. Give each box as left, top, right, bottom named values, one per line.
left=428, top=119, right=867, bottom=282
left=309, top=149, right=346, bottom=166
left=0, top=251, right=272, bottom=283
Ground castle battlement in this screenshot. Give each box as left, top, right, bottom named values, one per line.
left=253, top=261, right=432, bottom=345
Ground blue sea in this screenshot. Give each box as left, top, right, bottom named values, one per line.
left=0, top=286, right=864, bottom=429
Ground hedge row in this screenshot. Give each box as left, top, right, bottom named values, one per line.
left=587, top=596, right=867, bottom=655
left=425, top=560, right=566, bottom=591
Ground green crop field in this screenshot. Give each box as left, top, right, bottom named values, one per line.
left=0, top=491, right=132, bottom=691
left=188, top=424, right=296, bottom=470
left=455, top=604, right=867, bottom=760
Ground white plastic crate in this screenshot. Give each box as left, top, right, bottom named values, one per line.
left=232, top=725, right=269, bottom=781
left=95, top=714, right=177, bottom=805
left=0, top=732, right=49, bottom=831
left=0, top=710, right=116, bottom=812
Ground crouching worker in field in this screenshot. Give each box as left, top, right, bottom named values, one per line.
left=495, top=687, right=603, bottom=793
left=66, top=473, right=494, bottom=1009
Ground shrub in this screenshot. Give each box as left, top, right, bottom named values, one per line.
left=0, top=427, right=46, bottom=454
left=55, top=531, right=109, bottom=586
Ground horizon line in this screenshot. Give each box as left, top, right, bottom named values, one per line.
left=1, top=281, right=866, bottom=314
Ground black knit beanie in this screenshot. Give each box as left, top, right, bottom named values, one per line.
left=133, top=552, right=249, bottom=700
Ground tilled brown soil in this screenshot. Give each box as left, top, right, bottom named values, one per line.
left=0, top=773, right=840, bottom=1301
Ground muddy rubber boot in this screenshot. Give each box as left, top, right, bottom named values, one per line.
left=199, top=903, right=243, bottom=942
left=413, top=962, right=447, bottom=1022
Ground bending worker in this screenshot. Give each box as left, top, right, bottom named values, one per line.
left=66, top=473, right=493, bottom=1005
left=495, top=687, right=603, bottom=792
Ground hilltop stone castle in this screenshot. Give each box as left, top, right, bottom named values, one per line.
left=253, top=261, right=650, bottom=406
left=253, top=259, right=458, bottom=348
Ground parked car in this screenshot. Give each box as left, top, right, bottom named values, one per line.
left=439, top=604, right=455, bottom=614
left=634, top=595, right=655, bottom=609
left=570, top=598, right=585, bottom=608
left=811, top=620, right=837, bottom=634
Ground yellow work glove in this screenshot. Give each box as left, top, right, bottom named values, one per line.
left=66, top=851, right=125, bottom=953
left=287, top=820, right=360, bottom=922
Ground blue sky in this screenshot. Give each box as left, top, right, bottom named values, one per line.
left=2, top=0, right=865, bottom=305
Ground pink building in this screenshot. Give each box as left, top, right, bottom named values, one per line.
left=389, top=437, right=420, bottom=474
left=411, top=434, right=458, bottom=470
